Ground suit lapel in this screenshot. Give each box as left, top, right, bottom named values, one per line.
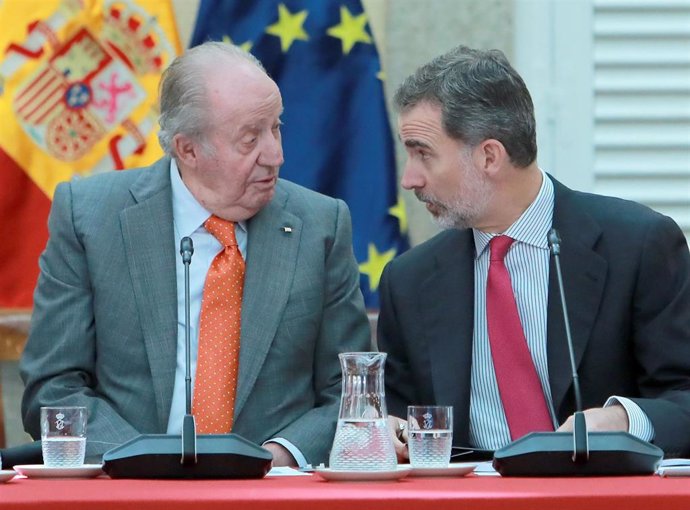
left=422, top=230, right=476, bottom=445
left=233, top=184, right=301, bottom=418
left=547, top=179, right=607, bottom=416
left=120, top=158, right=178, bottom=430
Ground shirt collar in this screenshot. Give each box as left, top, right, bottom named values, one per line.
left=170, top=159, right=247, bottom=237
left=473, top=169, right=554, bottom=259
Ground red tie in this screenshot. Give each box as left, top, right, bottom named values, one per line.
left=193, top=215, right=244, bottom=433
left=486, top=235, right=553, bottom=440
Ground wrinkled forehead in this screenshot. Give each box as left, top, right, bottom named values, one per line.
left=204, top=82, right=281, bottom=138
left=398, top=102, right=444, bottom=137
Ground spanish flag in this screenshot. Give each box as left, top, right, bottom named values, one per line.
left=0, top=0, right=182, bottom=307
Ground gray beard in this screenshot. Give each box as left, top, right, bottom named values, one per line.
left=419, top=189, right=492, bottom=231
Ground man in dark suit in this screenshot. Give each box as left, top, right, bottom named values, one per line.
left=379, top=45, right=690, bottom=460
left=21, top=42, right=370, bottom=466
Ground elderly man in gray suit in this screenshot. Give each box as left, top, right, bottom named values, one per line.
left=20, top=42, right=370, bottom=467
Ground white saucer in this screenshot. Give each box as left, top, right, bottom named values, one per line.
left=0, top=470, right=17, bottom=482
left=14, top=464, right=103, bottom=479
left=405, top=462, right=478, bottom=477
left=314, top=465, right=411, bottom=481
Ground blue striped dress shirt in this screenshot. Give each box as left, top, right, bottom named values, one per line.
left=468, top=171, right=653, bottom=450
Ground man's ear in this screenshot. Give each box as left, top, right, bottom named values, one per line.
left=173, top=134, right=198, bottom=169
left=475, top=138, right=508, bottom=177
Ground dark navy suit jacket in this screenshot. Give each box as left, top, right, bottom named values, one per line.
left=378, top=176, right=690, bottom=457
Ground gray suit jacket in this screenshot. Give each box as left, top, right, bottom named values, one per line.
left=379, top=176, right=690, bottom=457
left=21, top=157, right=370, bottom=464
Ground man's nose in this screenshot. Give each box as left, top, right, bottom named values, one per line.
left=400, top=162, right=423, bottom=190
left=259, top=135, right=284, bottom=167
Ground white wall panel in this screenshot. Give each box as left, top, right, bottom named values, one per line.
left=593, top=0, right=690, bottom=234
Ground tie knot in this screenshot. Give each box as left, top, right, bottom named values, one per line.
left=489, top=235, right=514, bottom=262
left=205, top=215, right=238, bottom=247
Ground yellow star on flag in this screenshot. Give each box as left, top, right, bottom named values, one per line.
left=265, top=3, right=309, bottom=53
left=359, top=243, right=397, bottom=292
left=388, top=197, right=408, bottom=234
left=326, top=5, right=372, bottom=55
left=222, top=34, right=253, bottom=53
left=376, top=69, right=386, bottom=81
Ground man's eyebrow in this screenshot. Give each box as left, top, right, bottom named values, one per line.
left=238, top=125, right=260, bottom=134
left=403, top=139, right=432, bottom=150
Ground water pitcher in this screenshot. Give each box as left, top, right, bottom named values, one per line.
left=329, top=352, right=397, bottom=470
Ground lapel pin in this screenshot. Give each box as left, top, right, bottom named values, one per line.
left=281, top=226, right=293, bottom=233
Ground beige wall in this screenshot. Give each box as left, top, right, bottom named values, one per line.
left=171, top=0, right=514, bottom=246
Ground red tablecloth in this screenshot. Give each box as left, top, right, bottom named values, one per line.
left=1, top=473, right=690, bottom=510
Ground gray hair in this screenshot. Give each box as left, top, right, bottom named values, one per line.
left=393, top=45, right=537, bottom=167
left=157, top=41, right=267, bottom=157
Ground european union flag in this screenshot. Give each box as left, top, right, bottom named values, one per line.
left=190, top=0, right=408, bottom=308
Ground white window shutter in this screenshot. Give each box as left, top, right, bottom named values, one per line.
left=593, top=0, right=690, bottom=238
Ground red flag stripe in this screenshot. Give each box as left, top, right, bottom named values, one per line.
left=0, top=148, right=51, bottom=308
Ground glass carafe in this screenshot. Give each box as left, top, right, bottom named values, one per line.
left=329, top=352, right=397, bottom=471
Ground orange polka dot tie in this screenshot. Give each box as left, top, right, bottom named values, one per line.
left=193, top=215, right=245, bottom=433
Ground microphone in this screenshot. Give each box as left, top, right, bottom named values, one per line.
left=102, top=236, right=272, bottom=479
left=492, top=228, right=662, bottom=476
left=180, top=236, right=193, bottom=264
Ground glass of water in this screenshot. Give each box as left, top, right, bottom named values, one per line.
left=407, top=405, right=453, bottom=468
left=40, top=406, right=87, bottom=467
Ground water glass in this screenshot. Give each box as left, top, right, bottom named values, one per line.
left=41, top=406, right=87, bottom=467
left=407, top=405, right=453, bottom=468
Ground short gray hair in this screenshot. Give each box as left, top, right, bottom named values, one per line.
left=157, top=41, right=267, bottom=156
left=393, top=45, right=537, bottom=167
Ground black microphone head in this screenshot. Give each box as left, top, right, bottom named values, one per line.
left=547, top=228, right=561, bottom=256
left=180, top=237, right=194, bottom=263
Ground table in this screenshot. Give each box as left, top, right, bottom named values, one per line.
left=1, top=473, right=690, bottom=510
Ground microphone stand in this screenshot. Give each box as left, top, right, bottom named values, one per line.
left=550, top=230, right=588, bottom=463
left=180, top=237, right=196, bottom=465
